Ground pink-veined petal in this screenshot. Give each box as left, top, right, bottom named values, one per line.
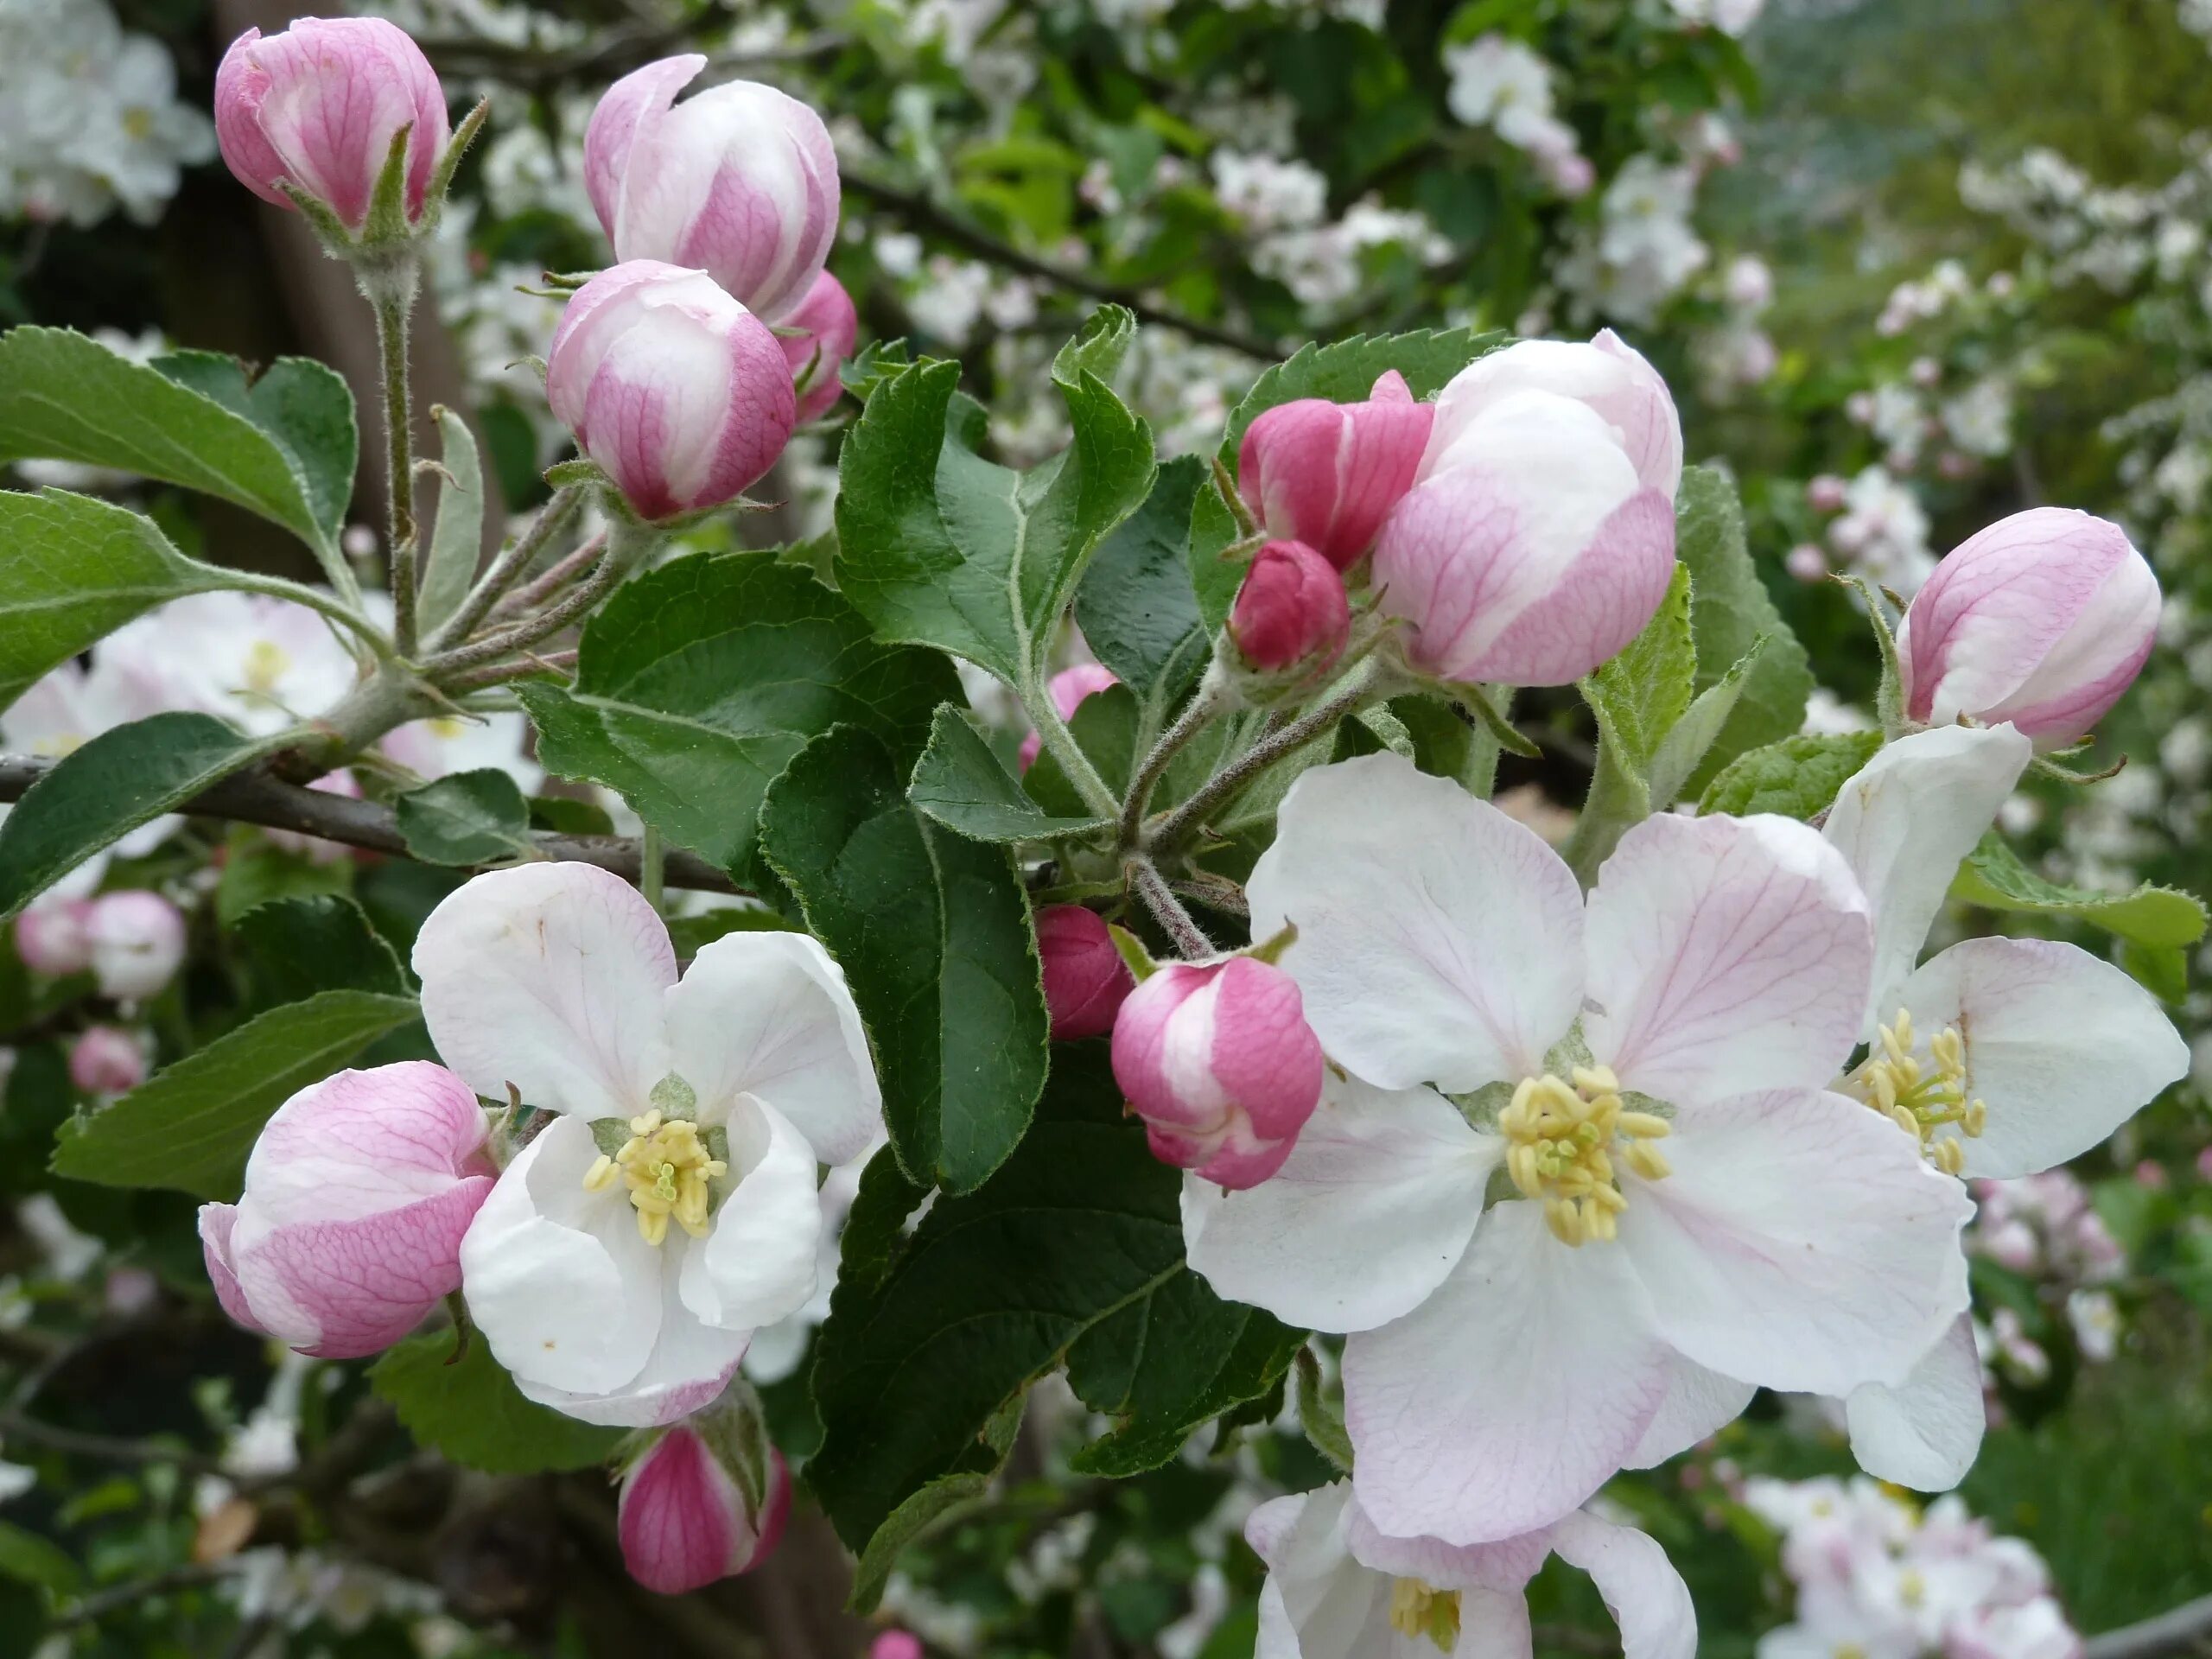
left=1844, top=1314, right=1985, bottom=1492
left=1623, top=1353, right=1757, bottom=1469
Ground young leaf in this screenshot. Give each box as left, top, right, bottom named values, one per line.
left=370, top=1332, right=621, bottom=1475
left=49, top=989, right=422, bottom=1198
left=1585, top=563, right=1694, bottom=775
left=760, top=725, right=1047, bottom=1193
left=1697, top=730, right=1885, bottom=820
left=394, top=769, right=535, bottom=867
left=416, top=407, right=486, bottom=638
left=1952, top=834, right=2208, bottom=952
left=150, top=350, right=358, bottom=566
left=1074, top=453, right=1209, bottom=701
left=236, top=893, right=407, bottom=1000
left=907, top=706, right=1111, bottom=844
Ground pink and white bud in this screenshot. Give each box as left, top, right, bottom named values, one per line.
left=1422, top=331, right=1683, bottom=501
left=1373, top=389, right=1676, bottom=686
left=778, top=270, right=859, bottom=423
left=586, top=55, right=839, bottom=323
left=1229, top=539, right=1350, bottom=676
left=1037, top=905, right=1134, bottom=1042
left=1110, top=957, right=1324, bottom=1190
left=1724, top=254, right=1774, bottom=311
left=69, top=1027, right=147, bottom=1096
left=214, top=19, right=448, bottom=232
left=546, top=261, right=798, bottom=521
left=618, top=1426, right=791, bottom=1596
left=198, top=1062, right=494, bottom=1359
left=1236, top=371, right=1433, bottom=569
left=16, top=901, right=93, bottom=978
left=1018, top=663, right=1119, bottom=771
left=1784, top=543, right=1830, bottom=583
left=1897, top=507, right=2160, bottom=748
left=1806, top=473, right=1849, bottom=512
left=84, top=891, right=187, bottom=1002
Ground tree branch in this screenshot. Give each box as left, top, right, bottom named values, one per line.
left=0, top=1409, right=229, bottom=1482
left=0, top=756, right=746, bottom=897
left=2084, top=1594, right=2212, bottom=1659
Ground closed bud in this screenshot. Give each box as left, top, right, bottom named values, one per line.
left=1036, top=905, right=1134, bottom=1042
left=16, top=901, right=93, bottom=979
left=69, top=1027, right=146, bottom=1096
left=618, top=1424, right=791, bottom=1596
left=587, top=55, right=839, bottom=322
left=1898, top=507, right=2159, bottom=749
left=84, top=891, right=187, bottom=1003
left=199, top=1063, right=493, bottom=1359
left=1111, top=957, right=1324, bottom=1190
left=215, top=19, right=448, bottom=232
left=547, top=261, right=798, bottom=521
left=1018, top=663, right=1118, bottom=771
left=779, top=270, right=859, bottom=423
left=1230, top=539, right=1350, bottom=678
left=1236, top=371, right=1433, bottom=569
left=1422, top=331, right=1683, bottom=500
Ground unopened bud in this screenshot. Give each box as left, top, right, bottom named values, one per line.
left=1036, top=905, right=1134, bottom=1042
left=1236, top=371, right=1433, bottom=569
left=70, top=1026, right=147, bottom=1096
left=1229, top=539, right=1351, bottom=679
left=618, top=1424, right=791, bottom=1595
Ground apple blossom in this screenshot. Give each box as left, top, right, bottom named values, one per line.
left=1112, top=954, right=1325, bottom=1190
left=16, top=901, right=92, bottom=978
left=1035, top=904, right=1134, bottom=1042
left=199, top=1063, right=495, bottom=1359
left=83, top=890, right=186, bottom=1002
left=546, top=260, right=798, bottom=522
left=1236, top=370, right=1433, bottom=569
left=618, top=1422, right=791, bottom=1595
left=1230, top=539, right=1351, bottom=677
left=779, top=269, right=858, bottom=423
left=1189, top=753, right=1972, bottom=1544
left=1249, top=1479, right=1694, bottom=1659
left=1017, top=662, right=1119, bottom=771
left=1896, top=508, right=2159, bottom=748
left=1421, top=332, right=1683, bottom=500
left=413, top=862, right=881, bottom=1427
left=585, top=54, right=838, bottom=321
left=68, top=1026, right=145, bottom=1095
left=214, top=18, right=448, bottom=231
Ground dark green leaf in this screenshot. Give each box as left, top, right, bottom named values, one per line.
left=907, top=705, right=1111, bottom=844
left=370, top=1332, right=622, bottom=1475
left=151, top=350, right=358, bottom=560
left=394, top=769, right=535, bottom=866
left=236, top=894, right=406, bottom=1000
left=1075, top=453, right=1209, bottom=700
left=213, top=835, right=354, bottom=927
left=1697, top=730, right=1885, bottom=819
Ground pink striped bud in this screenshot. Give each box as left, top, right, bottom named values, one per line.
left=547, top=261, right=798, bottom=521
left=1898, top=507, right=2159, bottom=749
left=1807, top=474, right=1850, bottom=512
left=586, top=55, right=839, bottom=322
left=69, top=1026, right=147, bottom=1096
left=618, top=1425, right=791, bottom=1595
left=199, top=1063, right=493, bottom=1359
left=1110, top=957, right=1324, bottom=1190
left=1422, top=332, right=1682, bottom=500
left=84, top=891, right=187, bottom=1002
left=1036, top=905, right=1134, bottom=1042
left=1236, top=371, right=1433, bottom=569
left=16, top=900, right=93, bottom=979
left=1230, top=539, right=1350, bottom=677
left=214, top=19, right=448, bottom=232
left=779, top=270, right=859, bottom=423
left=1018, top=663, right=1119, bottom=771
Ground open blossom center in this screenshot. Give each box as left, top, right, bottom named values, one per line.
left=582, top=1107, right=728, bottom=1247
left=1388, top=1578, right=1461, bottom=1651
left=1500, top=1065, right=1671, bottom=1247
left=1846, top=1009, right=1986, bottom=1176
left=243, top=639, right=292, bottom=696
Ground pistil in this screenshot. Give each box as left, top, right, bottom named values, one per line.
left=582, top=1107, right=728, bottom=1246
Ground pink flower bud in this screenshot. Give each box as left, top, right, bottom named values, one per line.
left=1423, top=332, right=1683, bottom=501
left=84, top=891, right=187, bottom=1002
left=1230, top=539, right=1350, bottom=676
left=1784, top=543, right=1830, bottom=583
left=199, top=1062, right=493, bottom=1359
left=1236, top=371, right=1433, bottom=569
left=69, top=1027, right=146, bottom=1096
left=1806, top=474, right=1849, bottom=512
left=1036, top=905, right=1134, bottom=1042
left=618, top=1425, right=791, bottom=1595
left=1110, top=957, right=1324, bottom=1190
left=16, top=900, right=93, bottom=978
left=546, top=261, right=798, bottom=521
left=586, top=55, right=839, bottom=322
left=872, top=1633, right=925, bottom=1659
left=779, top=270, right=859, bottom=423
left=1018, top=664, right=1118, bottom=771
left=214, top=19, right=448, bottom=232
left=1897, top=507, right=2159, bottom=748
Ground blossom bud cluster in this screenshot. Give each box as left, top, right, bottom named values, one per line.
left=16, top=889, right=186, bottom=1002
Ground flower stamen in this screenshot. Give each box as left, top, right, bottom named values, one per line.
left=1847, top=1009, right=1986, bottom=1174
left=580, top=1107, right=728, bottom=1246
left=1500, top=1065, right=1669, bottom=1247
left=1389, top=1579, right=1462, bottom=1651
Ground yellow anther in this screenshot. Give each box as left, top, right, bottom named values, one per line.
left=1847, top=1013, right=1988, bottom=1173
left=242, top=639, right=291, bottom=695
left=1503, top=1070, right=1669, bottom=1246
left=1389, top=1580, right=1462, bottom=1650
left=1624, top=1141, right=1671, bottom=1182
left=581, top=1105, right=728, bottom=1245
left=582, top=1154, right=617, bottom=1192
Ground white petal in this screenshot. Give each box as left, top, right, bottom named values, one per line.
left=1820, top=724, right=2031, bottom=1031
left=414, top=863, right=675, bottom=1118
left=1345, top=1202, right=1669, bottom=1546
left=459, top=1118, right=663, bottom=1400
left=1249, top=754, right=1584, bottom=1092
left=664, top=931, right=882, bottom=1164
left=1548, top=1511, right=1698, bottom=1659
left=1181, top=1072, right=1499, bottom=1333
left=1585, top=813, right=1872, bottom=1105
left=1619, top=1089, right=1972, bottom=1395
left=516, top=1241, right=748, bottom=1427
left=1451, top=1589, right=1538, bottom=1659
left=1247, top=1483, right=1402, bottom=1659
left=1895, top=938, right=2189, bottom=1179
left=683, top=1096, right=823, bottom=1331
left=1624, top=1353, right=1757, bottom=1469
left=1844, top=1315, right=1985, bottom=1492
left=1346, top=1506, right=1553, bottom=1592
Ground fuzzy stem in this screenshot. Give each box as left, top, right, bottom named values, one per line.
left=492, top=531, right=607, bottom=621
left=426, top=519, right=657, bottom=682
left=368, top=268, right=423, bottom=658
left=1117, top=663, right=1236, bottom=850
left=1022, top=667, right=1120, bottom=819
left=429, top=483, right=586, bottom=652
left=219, top=572, right=397, bottom=665
left=1127, top=856, right=1213, bottom=958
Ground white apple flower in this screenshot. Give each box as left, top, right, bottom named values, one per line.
left=1249, top=1478, right=1694, bottom=1659
left=1188, top=754, right=1972, bottom=1547
left=413, top=863, right=882, bottom=1427
left=1818, top=723, right=2187, bottom=1490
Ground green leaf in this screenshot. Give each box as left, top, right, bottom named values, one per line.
left=416, top=407, right=485, bottom=639
left=1697, top=730, right=1885, bottom=819
left=150, top=350, right=358, bottom=566
left=518, top=550, right=955, bottom=875
left=1053, top=302, right=1137, bottom=386
left=214, top=836, right=354, bottom=927
left=1075, top=453, right=1209, bottom=700
left=0, top=491, right=226, bottom=709
left=1952, top=835, right=2209, bottom=952
left=394, top=769, right=535, bottom=867
left=1673, top=466, right=1813, bottom=791
left=1586, top=563, right=1694, bottom=774
left=845, top=1476, right=995, bottom=1616
left=236, top=894, right=406, bottom=999
left=808, top=1045, right=1301, bottom=1554
left=370, top=1332, right=622, bottom=1476
left=0, top=1521, right=79, bottom=1596
left=907, top=706, right=1111, bottom=843
left=0, top=713, right=286, bottom=920
left=0, top=328, right=350, bottom=570
left=1213, top=326, right=1504, bottom=468
left=2119, top=939, right=2189, bottom=1004
left=832, top=354, right=1157, bottom=685
left=49, top=989, right=421, bottom=1199
left=760, top=727, right=1047, bottom=1193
